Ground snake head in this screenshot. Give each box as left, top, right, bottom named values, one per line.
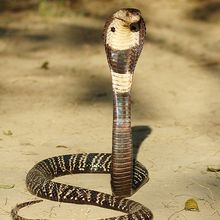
left=115, top=8, right=142, bottom=31
left=104, top=8, right=146, bottom=51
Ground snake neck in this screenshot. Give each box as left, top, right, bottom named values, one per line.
left=111, top=70, right=133, bottom=93
left=112, top=89, right=133, bottom=197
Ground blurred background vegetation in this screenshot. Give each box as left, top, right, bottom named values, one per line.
left=0, top=0, right=137, bottom=17
left=0, top=0, right=220, bottom=21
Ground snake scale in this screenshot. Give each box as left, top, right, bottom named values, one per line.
left=11, top=8, right=153, bottom=220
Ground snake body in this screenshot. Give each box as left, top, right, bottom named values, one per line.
left=11, top=8, right=153, bottom=220
left=104, top=8, right=146, bottom=197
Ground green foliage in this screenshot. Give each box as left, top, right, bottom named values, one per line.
left=38, top=0, right=74, bottom=16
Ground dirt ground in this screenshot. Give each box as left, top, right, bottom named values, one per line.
left=0, top=0, right=220, bottom=219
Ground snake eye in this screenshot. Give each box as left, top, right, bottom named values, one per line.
left=129, top=22, right=140, bottom=32
left=111, top=27, right=115, bottom=32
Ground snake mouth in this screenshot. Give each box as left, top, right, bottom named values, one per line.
left=115, top=17, right=127, bottom=23
left=114, top=17, right=131, bottom=29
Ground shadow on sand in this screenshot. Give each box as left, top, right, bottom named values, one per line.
left=190, top=0, right=220, bottom=21
left=132, top=125, right=152, bottom=161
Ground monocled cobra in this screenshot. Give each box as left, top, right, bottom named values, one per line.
left=11, top=8, right=153, bottom=220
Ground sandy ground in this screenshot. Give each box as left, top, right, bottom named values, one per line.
left=0, top=0, right=220, bottom=219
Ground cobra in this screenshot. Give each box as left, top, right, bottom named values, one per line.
left=11, top=8, right=153, bottom=220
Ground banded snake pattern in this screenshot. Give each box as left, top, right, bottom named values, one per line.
left=11, top=8, right=153, bottom=220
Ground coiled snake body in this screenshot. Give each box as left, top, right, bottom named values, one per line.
left=11, top=8, right=153, bottom=220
